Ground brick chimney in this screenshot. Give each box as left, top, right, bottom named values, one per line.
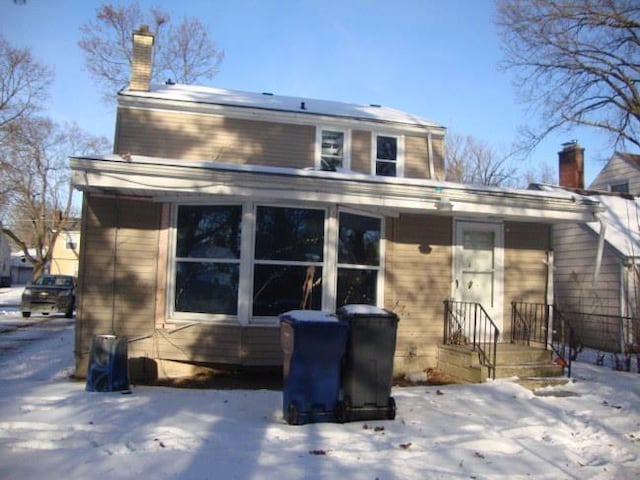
left=558, top=140, right=584, bottom=189
left=129, top=25, right=154, bottom=92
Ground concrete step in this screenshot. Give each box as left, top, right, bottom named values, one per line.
left=437, top=343, right=566, bottom=384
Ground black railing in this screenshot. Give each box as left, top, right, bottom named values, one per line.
left=511, top=301, right=575, bottom=377
left=444, top=300, right=500, bottom=379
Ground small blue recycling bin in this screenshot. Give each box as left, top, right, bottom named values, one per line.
left=86, top=334, right=130, bottom=392
left=280, top=310, right=348, bottom=425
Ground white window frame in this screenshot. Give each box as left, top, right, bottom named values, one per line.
left=315, top=127, right=351, bottom=171
left=334, top=207, right=385, bottom=311
left=372, top=133, right=404, bottom=177
left=167, top=201, right=385, bottom=326
left=168, top=202, right=245, bottom=325
left=250, top=203, right=329, bottom=325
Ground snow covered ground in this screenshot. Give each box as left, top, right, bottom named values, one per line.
left=0, top=286, right=639, bottom=479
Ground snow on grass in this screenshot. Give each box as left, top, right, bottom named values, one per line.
left=0, top=298, right=638, bottom=479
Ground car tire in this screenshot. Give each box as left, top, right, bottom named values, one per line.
left=22, top=311, right=31, bottom=318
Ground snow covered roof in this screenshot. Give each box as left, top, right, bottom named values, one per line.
left=119, top=83, right=443, bottom=131
left=532, top=183, right=640, bottom=260
left=70, top=154, right=602, bottom=224
left=584, top=194, right=640, bottom=260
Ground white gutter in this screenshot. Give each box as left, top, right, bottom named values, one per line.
left=70, top=155, right=602, bottom=224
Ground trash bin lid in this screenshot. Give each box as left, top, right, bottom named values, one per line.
left=337, top=304, right=399, bottom=321
left=279, top=310, right=341, bottom=324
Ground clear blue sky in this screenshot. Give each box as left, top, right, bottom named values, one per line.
left=1, top=0, right=619, bottom=185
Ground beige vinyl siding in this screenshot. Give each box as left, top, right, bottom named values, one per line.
left=384, top=214, right=453, bottom=372
left=75, top=194, right=162, bottom=376
left=116, top=107, right=315, bottom=168
left=403, top=135, right=445, bottom=180
left=431, top=136, right=445, bottom=180
left=554, top=223, right=622, bottom=316
left=554, top=222, right=624, bottom=350
left=589, top=155, right=640, bottom=193
left=503, top=222, right=551, bottom=339
left=404, top=136, right=429, bottom=179
left=350, top=129, right=371, bottom=174
left=157, top=324, right=282, bottom=366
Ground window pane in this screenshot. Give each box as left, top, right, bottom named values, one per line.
left=321, top=130, right=344, bottom=171
left=339, top=212, right=381, bottom=265
left=176, top=205, right=242, bottom=259
left=255, top=206, right=325, bottom=261
left=337, top=268, right=377, bottom=307
left=611, top=182, right=629, bottom=193
left=175, top=262, right=239, bottom=314
left=377, top=136, right=397, bottom=160
left=376, top=161, right=397, bottom=177
left=253, top=265, right=322, bottom=316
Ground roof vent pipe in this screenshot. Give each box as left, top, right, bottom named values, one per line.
left=300, top=102, right=306, bottom=110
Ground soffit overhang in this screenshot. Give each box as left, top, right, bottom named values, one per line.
left=70, top=155, right=601, bottom=224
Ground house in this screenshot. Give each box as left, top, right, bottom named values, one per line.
left=68, top=27, right=601, bottom=381
left=49, top=221, right=81, bottom=277
left=541, top=143, right=640, bottom=354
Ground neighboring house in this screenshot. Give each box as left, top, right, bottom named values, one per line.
left=10, top=251, right=33, bottom=285
left=0, top=226, right=10, bottom=287
left=538, top=143, right=640, bottom=353
left=49, top=222, right=81, bottom=277
left=68, top=27, right=601, bottom=380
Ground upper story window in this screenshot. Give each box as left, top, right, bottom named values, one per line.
left=317, top=128, right=349, bottom=171
left=610, top=182, right=629, bottom=193
left=374, top=134, right=403, bottom=177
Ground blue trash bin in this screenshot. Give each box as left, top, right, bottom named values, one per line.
left=280, top=310, right=348, bottom=425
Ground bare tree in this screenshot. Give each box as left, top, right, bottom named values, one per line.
left=79, top=2, right=224, bottom=101
left=496, top=0, right=640, bottom=151
left=445, top=133, right=519, bottom=187
left=0, top=35, right=53, bottom=135
left=0, top=117, right=110, bottom=279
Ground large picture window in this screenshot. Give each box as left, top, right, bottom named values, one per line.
left=252, top=206, right=325, bottom=317
left=337, top=212, right=381, bottom=307
left=174, top=205, right=242, bottom=315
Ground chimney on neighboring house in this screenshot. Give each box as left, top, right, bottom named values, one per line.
left=558, top=140, right=585, bottom=189
left=130, top=25, right=154, bottom=92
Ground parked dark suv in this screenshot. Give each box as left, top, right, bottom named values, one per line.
left=21, top=275, right=76, bottom=318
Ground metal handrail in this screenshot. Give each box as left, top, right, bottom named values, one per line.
left=510, top=301, right=574, bottom=377
left=444, top=300, right=500, bottom=379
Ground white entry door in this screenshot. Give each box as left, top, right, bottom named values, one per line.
left=454, top=221, right=504, bottom=333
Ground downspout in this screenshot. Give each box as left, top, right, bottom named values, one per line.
left=593, top=218, right=606, bottom=287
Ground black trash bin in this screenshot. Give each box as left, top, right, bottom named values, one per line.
left=86, top=334, right=130, bottom=392
left=337, top=305, right=399, bottom=422
left=280, top=310, right=348, bottom=425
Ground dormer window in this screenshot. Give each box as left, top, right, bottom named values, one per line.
left=317, top=128, right=349, bottom=171
left=374, top=134, right=403, bottom=177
